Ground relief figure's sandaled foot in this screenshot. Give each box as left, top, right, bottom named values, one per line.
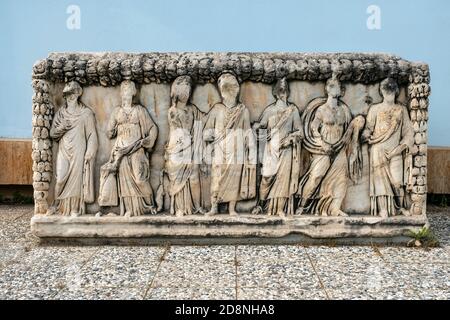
left=278, top=211, right=286, bottom=218
left=251, top=206, right=263, bottom=215
left=399, top=208, right=411, bottom=216
left=295, top=207, right=305, bottom=215
left=331, top=209, right=348, bottom=217
left=123, top=211, right=132, bottom=218
left=378, top=209, right=389, bottom=218
left=195, top=207, right=207, bottom=215
left=205, top=205, right=218, bottom=217
left=175, top=210, right=184, bottom=217
left=46, top=206, right=57, bottom=216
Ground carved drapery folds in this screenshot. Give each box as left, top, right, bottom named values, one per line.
left=49, top=81, right=98, bottom=216
left=31, top=53, right=430, bottom=231
left=98, top=80, right=158, bottom=217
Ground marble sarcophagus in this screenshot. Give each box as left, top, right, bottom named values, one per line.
left=30, top=52, right=430, bottom=244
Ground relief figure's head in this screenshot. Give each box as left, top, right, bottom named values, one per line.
left=380, top=78, right=399, bottom=103
left=218, top=72, right=240, bottom=107
left=120, top=80, right=137, bottom=107
left=273, top=78, right=289, bottom=103
left=171, top=76, right=193, bottom=106
left=63, top=81, right=83, bottom=103
left=325, top=77, right=344, bottom=99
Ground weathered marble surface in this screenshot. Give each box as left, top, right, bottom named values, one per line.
left=31, top=214, right=428, bottom=244
left=31, top=52, right=431, bottom=243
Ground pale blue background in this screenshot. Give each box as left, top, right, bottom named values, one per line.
left=1, top=0, right=449, bottom=146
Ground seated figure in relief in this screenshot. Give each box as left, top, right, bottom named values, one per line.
left=49, top=81, right=98, bottom=216
left=203, top=72, right=257, bottom=216
left=252, top=78, right=304, bottom=217
left=362, top=78, right=414, bottom=217
left=98, top=80, right=158, bottom=217
left=165, top=76, right=206, bottom=216
left=297, top=76, right=365, bottom=217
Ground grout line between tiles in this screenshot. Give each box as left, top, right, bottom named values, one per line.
left=50, top=246, right=101, bottom=299
left=304, top=247, right=331, bottom=300
left=142, top=244, right=171, bottom=299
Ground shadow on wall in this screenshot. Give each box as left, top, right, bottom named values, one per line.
left=0, top=185, right=34, bottom=204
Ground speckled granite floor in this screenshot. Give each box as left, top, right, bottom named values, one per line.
left=0, top=205, right=448, bottom=300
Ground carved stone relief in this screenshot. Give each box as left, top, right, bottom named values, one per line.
left=30, top=53, right=431, bottom=243
left=253, top=78, right=303, bottom=217
left=203, top=72, right=257, bottom=216
left=165, top=75, right=205, bottom=216
left=362, top=78, right=414, bottom=217
left=98, top=80, right=158, bottom=217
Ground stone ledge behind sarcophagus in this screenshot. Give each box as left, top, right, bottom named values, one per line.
left=31, top=52, right=430, bottom=243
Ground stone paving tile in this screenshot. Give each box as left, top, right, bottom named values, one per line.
left=236, top=245, right=306, bottom=263
left=147, top=287, right=235, bottom=300
left=151, top=258, right=235, bottom=288
left=306, top=246, right=378, bottom=265
left=237, top=245, right=322, bottom=294
left=306, top=246, right=405, bottom=294
left=326, top=288, right=419, bottom=300
left=0, top=205, right=33, bottom=221
left=165, top=245, right=235, bottom=263
left=379, top=247, right=450, bottom=265
left=71, top=246, right=164, bottom=289
left=150, top=245, right=236, bottom=288
left=428, top=212, right=450, bottom=247
left=237, top=261, right=321, bottom=290
left=238, top=287, right=327, bottom=300
left=0, top=209, right=32, bottom=244
left=0, top=244, right=27, bottom=269
left=410, top=288, right=450, bottom=300
left=308, top=245, right=450, bottom=299
left=386, top=262, right=450, bottom=291
left=0, top=246, right=97, bottom=299
left=54, top=285, right=144, bottom=300
left=311, top=261, right=399, bottom=293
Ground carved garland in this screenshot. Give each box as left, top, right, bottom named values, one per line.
left=408, top=62, right=431, bottom=216
left=31, top=52, right=430, bottom=215
left=31, top=79, right=53, bottom=214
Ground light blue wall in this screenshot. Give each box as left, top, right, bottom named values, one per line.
left=1, top=0, right=449, bottom=146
